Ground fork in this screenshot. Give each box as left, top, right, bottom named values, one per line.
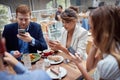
left=58, top=67, right=62, bottom=80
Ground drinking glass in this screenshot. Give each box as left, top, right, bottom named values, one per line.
left=35, top=61, right=45, bottom=70
left=44, top=59, right=50, bottom=68
left=22, top=54, right=32, bottom=69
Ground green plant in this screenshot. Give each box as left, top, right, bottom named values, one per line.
left=0, top=5, right=9, bottom=30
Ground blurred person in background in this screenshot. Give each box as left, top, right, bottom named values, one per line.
left=115, top=0, right=120, bottom=6
left=55, top=5, right=63, bottom=21
left=49, top=8, right=88, bottom=60
left=2, top=4, right=47, bottom=60
left=70, top=5, right=120, bottom=80
left=93, top=0, right=100, bottom=8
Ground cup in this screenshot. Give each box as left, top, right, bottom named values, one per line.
left=42, top=49, right=53, bottom=57
left=35, top=61, right=45, bottom=70
left=22, top=54, right=32, bottom=69
left=44, top=59, right=50, bottom=68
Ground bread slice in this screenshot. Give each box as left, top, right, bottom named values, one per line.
left=50, top=66, right=60, bottom=76
left=48, top=56, right=60, bottom=62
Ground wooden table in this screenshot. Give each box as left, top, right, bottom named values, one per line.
left=32, top=51, right=86, bottom=80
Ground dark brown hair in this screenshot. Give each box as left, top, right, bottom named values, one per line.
left=58, top=5, right=63, bottom=9
left=16, top=4, right=31, bottom=15
left=69, top=6, right=79, bottom=13
left=61, top=8, right=78, bottom=21
left=90, top=5, right=120, bottom=68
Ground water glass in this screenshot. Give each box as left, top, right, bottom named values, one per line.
left=44, top=59, right=50, bottom=68
left=22, top=54, right=32, bottom=69
left=35, top=61, right=45, bottom=70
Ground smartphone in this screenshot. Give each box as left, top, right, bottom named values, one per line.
left=68, top=46, right=76, bottom=55
left=18, top=29, right=26, bottom=35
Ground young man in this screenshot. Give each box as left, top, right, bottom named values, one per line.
left=55, top=5, right=63, bottom=21
left=2, top=4, right=47, bottom=60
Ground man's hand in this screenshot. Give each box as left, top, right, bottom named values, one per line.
left=13, top=50, right=21, bottom=58
left=17, top=32, right=33, bottom=42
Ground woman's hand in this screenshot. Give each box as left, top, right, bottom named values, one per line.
left=3, top=52, right=18, bottom=67
left=69, top=53, right=83, bottom=64
left=13, top=50, right=21, bottom=58
left=69, top=52, right=94, bottom=80
left=48, top=40, right=64, bottom=51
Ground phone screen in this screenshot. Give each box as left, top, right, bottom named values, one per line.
left=68, top=46, right=76, bottom=55
left=18, top=29, right=26, bottom=34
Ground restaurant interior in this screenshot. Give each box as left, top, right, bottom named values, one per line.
left=0, top=0, right=120, bottom=80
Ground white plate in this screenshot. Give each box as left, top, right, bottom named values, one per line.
left=46, top=67, right=67, bottom=79
left=48, top=55, right=64, bottom=64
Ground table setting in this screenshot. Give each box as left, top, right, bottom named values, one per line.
left=20, top=49, right=84, bottom=80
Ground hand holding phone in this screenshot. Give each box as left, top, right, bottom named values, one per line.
left=18, top=29, right=26, bottom=35
left=68, top=46, right=76, bottom=55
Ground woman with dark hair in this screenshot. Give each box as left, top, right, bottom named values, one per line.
left=49, top=8, right=88, bottom=60
left=69, top=5, right=120, bottom=80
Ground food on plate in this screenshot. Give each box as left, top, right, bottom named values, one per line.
left=21, top=53, right=40, bottom=63
left=47, top=56, right=60, bottom=62
left=50, top=66, right=60, bottom=76
left=29, top=54, right=35, bottom=60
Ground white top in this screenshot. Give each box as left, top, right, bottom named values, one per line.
left=93, top=54, right=120, bottom=80
left=60, top=23, right=88, bottom=60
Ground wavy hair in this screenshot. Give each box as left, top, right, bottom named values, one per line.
left=69, top=6, right=79, bottom=13
left=60, top=8, right=78, bottom=22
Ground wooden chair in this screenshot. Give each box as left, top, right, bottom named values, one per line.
left=86, top=40, right=93, bottom=54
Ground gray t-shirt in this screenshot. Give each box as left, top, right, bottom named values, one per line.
left=93, top=54, right=120, bottom=80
